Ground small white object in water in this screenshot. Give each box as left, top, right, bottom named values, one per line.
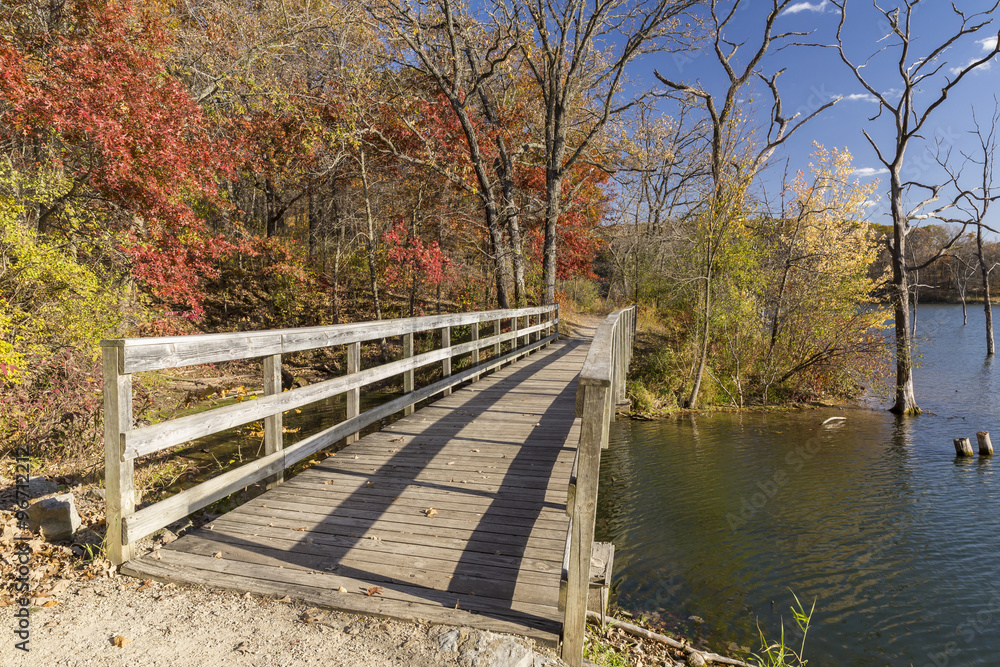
left=822, top=416, right=847, bottom=426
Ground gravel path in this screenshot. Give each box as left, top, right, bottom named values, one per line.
left=1, top=574, right=562, bottom=666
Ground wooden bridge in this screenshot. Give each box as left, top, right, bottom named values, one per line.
left=101, top=305, right=635, bottom=666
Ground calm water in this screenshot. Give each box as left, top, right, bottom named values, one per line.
left=597, top=304, right=1000, bottom=666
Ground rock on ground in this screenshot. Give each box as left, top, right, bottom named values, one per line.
left=26, top=493, right=82, bottom=542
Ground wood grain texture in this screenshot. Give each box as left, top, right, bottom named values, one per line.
left=121, top=330, right=593, bottom=648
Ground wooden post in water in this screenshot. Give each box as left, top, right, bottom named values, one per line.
left=978, top=432, right=993, bottom=456
left=955, top=437, right=974, bottom=456
left=263, top=354, right=284, bottom=488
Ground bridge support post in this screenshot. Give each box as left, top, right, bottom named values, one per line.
left=442, top=326, right=452, bottom=396
left=403, top=333, right=414, bottom=416
left=470, top=322, right=480, bottom=381
left=102, top=342, right=135, bottom=566
left=494, top=318, right=501, bottom=363
left=562, top=380, right=610, bottom=666
left=513, top=316, right=521, bottom=357
left=347, top=342, right=360, bottom=443
left=263, top=354, right=284, bottom=488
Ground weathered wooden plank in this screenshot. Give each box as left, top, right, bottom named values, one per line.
left=108, top=305, right=556, bottom=373
left=228, top=502, right=568, bottom=542
left=211, top=511, right=566, bottom=563
left=200, top=519, right=562, bottom=572
left=277, top=477, right=570, bottom=516
left=262, top=484, right=570, bottom=522
left=241, top=494, right=570, bottom=534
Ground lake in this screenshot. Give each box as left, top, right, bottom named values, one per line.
left=597, top=304, right=1000, bottom=666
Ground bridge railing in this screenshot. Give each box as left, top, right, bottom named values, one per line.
left=560, top=306, right=636, bottom=666
left=101, top=305, right=559, bottom=565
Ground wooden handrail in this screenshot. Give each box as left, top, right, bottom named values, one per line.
left=560, top=306, right=636, bottom=667
left=101, top=305, right=559, bottom=565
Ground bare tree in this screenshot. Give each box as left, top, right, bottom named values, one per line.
left=959, top=102, right=1000, bottom=354
left=502, top=0, right=697, bottom=304
left=368, top=0, right=520, bottom=307
left=655, top=0, right=838, bottom=409
left=829, top=0, right=1000, bottom=414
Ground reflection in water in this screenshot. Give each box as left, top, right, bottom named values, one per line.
left=597, top=305, right=1000, bottom=666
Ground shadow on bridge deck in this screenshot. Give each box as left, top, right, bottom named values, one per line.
left=121, top=335, right=592, bottom=646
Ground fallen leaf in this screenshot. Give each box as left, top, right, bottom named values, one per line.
left=337, top=586, right=348, bottom=593
left=277, top=596, right=293, bottom=603
left=389, top=437, right=403, bottom=442
left=423, top=508, right=438, bottom=518
left=112, top=635, right=131, bottom=648
left=292, top=527, right=308, bottom=532
left=41, top=600, right=60, bottom=608
left=213, top=552, right=223, bottom=559
left=365, top=586, right=383, bottom=597
left=324, top=481, right=334, bottom=485
left=447, top=461, right=456, bottom=465
left=365, top=481, right=374, bottom=488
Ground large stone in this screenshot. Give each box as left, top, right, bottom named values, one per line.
left=27, top=493, right=82, bottom=541
left=25, top=477, right=59, bottom=498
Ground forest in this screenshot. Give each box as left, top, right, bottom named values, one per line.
left=3, top=0, right=1000, bottom=466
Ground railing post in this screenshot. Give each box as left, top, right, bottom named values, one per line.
left=403, top=332, right=415, bottom=416
left=263, top=354, right=284, bottom=488
left=555, top=304, right=560, bottom=338
left=562, top=380, right=611, bottom=666
left=347, top=342, right=360, bottom=444
left=494, top=318, right=502, bottom=365
left=513, top=316, right=520, bottom=356
left=470, top=321, right=480, bottom=381
left=442, top=326, right=452, bottom=396
left=102, top=342, right=135, bottom=566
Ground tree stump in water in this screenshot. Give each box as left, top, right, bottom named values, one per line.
left=978, top=432, right=993, bottom=456
left=955, top=438, right=974, bottom=457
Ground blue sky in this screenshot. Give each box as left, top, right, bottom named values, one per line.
left=636, top=0, right=1000, bottom=230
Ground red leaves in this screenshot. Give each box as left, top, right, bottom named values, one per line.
left=383, top=219, right=451, bottom=289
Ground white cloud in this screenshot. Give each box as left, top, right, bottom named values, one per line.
left=862, top=199, right=880, bottom=209
left=784, top=1, right=829, bottom=14
left=841, top=93, right=879, bottom=103
left=950, top=57, right=994, bottom=76
left=852, top=167, right=889, bottom=178
left=981, top=37, right=999, bottom=51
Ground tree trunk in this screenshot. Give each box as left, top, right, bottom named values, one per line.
left=687, top=270, right=712, bottom=409
left=358, top=149, right=383, bottom=322
left=542, top=171, right=563, bottom=305
left=979, top=225, right=995, bottom=355
left=890, top=195, right=920, bottom=415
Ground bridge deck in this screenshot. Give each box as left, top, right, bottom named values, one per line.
left=121, top=335, right=590, bottom=645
